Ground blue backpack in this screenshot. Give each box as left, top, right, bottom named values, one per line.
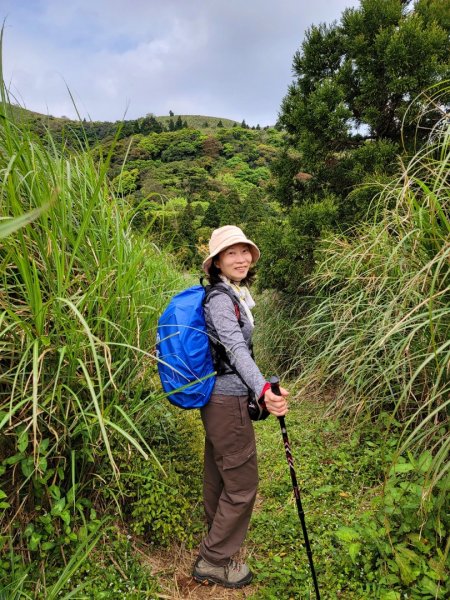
left=156, top=284, right=241, bottom=409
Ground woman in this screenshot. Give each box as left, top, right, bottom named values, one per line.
left=193, top=225, right=289, bottom=589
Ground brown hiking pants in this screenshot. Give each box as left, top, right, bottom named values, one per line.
left=199, top=394, right=258, bottom=566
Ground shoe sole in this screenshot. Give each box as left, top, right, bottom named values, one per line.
left=193, top=571, right=253, bottom=589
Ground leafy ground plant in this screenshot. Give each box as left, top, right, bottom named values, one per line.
left=335, top=452, right=449, bottom=599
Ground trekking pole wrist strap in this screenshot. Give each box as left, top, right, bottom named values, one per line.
left=259, top=382, right=271, bottom=400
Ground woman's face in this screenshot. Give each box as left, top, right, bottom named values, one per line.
left=214, top=243, right=252, bottom=282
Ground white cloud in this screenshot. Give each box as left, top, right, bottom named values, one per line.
left=2, top=0, right=360, bottom=125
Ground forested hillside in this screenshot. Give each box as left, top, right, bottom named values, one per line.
left=14, top=104, right=284, bottom=269
left=106, top=123, right=283, bottom=267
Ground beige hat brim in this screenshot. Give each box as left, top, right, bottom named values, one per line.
left=202, top=238, right=260, bottom=273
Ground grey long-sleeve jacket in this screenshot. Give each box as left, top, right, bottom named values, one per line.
left=204, top=287, right=266, bottom=398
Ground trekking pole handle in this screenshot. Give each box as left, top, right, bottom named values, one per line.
left=269, top=376, right=286, bottom=427
left=269, top=375, right=281, bottom=396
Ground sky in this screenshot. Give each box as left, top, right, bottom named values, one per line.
left=2, top=0, right=359, bottom=127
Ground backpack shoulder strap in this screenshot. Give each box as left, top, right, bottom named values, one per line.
left=204, top=283, right=243, bottom=325
left=203, top=282, right=253, bottom=385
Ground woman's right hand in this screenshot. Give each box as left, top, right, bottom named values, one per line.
left=263, top=387, right=289, bottom=417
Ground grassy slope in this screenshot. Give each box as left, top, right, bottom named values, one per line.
left=156, top=115, right=241, bottom=129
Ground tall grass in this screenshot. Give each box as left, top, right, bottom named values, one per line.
left=287, top=111, right=449, bottom=492
left=0, top=52, right=184, bottom=589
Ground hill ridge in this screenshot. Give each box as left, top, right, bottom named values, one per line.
left=8, top=104, right=270, bottom=129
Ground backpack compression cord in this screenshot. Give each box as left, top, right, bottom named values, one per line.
left=270, top=376, right=321, bottom=599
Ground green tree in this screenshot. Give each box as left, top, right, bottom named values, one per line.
left=262, top=0, right=450, bottom=292
left=269, top=148, right=302, bottom=207
left=139, top=114, right=164, bottom=134
left=416, top=0, right=450, bottom=30
left=112, top=168, right=139, bottom=196
left=175, top=200, right=197, bottom=266
left=202, top=199, right=221, bottom=229
left=161, top=141, right=198, bottom=162
left=212, top=191, right=244, bottom=227
left=240, top=188, right=273, bottom=239
left=257, top=196, right=339, bottom=294
left=277, top=0, right=449, bottom=209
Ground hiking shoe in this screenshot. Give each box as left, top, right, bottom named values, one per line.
left=193, top=556, right=253, bottom=588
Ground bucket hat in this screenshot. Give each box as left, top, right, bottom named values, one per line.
left=202, top=225, right=260, bottom=273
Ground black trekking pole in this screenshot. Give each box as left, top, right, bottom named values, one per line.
left=270, top=376, right=321, bottom=600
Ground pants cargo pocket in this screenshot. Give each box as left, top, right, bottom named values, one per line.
left=222, top=440, right=258, bottom=494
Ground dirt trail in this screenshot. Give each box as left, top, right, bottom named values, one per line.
left=140, top=544, right=257, bottom=600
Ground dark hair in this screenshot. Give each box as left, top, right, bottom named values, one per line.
left=206, top=259, right=256, bottom=287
